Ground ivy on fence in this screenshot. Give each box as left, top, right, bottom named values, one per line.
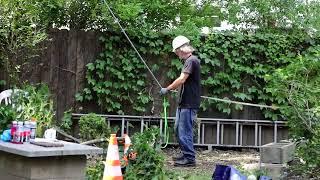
left=77, top=31, right=315, bottom=119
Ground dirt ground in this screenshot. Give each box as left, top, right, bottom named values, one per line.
left=163, top=147, right=260, bottom=177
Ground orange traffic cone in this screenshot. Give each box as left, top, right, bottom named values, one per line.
left=103, top=134, right=123, bottom=180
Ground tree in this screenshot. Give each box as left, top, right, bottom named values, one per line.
left=0, top=0, right=46, bottom=86
left=265, top=45, right=320, bottom=176
left=224, top=0, right=320, bottom=33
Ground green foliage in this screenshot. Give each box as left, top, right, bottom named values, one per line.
left=125, top=127, right=176, bottom=180
left=265, top=45, right=320, bottom=137
left=296, top=127, right=320, bottom=178
left=0, top=0, right=48, bottom=85
left=0, top=80, right=6, bottom=86
left=79, top=29, right=316, bottom=116
left=236, top=165, right=269, bottom=178
left=78, top=113, right=110, bottom=140
left=225, top=0, right=320, bottom=33
left=265, top=45, right=320, bottom=175
left=58, top=109, right=73, bottom=135
left=40, top=0, right=220, bottom=34
left=86, top=156, right=105, bottom=180
left=85, top=127, right=177, bottom=180
left=74, top=0, right=220, bottom=115
left=76, top=32, right=161, bottom=114
left=197, top=32, right=313, bottom=117
left=11, top=84, right=55, bottom=136
left=0, top=105, right=17, bottom=132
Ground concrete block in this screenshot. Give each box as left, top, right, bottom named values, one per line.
left=29, top=155, right=86, bottom=179
left=0, top=140, right=102, bottom=179
left=0, top=151, right=87, bottom=180
left=260, top=163, right=286, bottom=180
left=260, top=142, right=295, bottom=164
left=0, top=152, right=31, bottom=178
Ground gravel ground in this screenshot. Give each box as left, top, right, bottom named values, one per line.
left=163, top=147, right=260, bottom=177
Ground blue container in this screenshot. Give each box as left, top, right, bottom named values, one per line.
left=1, top=129, right=12, bottom=142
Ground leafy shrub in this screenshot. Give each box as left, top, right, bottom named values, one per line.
left=86, top=156, right=105, bottom=180
left=266, top=45, right=320, bottom=176
left=78, top=113, right=110, bottom=140
left=58, top=109, right=73, bottom=135
left=296, top=127, right=320, bottom=177
left=11, top=84, right=55, bottom=136
left=266, top=45, right=320, bottom=138
left=0, top=105, right=17, bottom=133
left=0, top=0, right=47, bottom=85
left=125, top=127, right=176, bottom=180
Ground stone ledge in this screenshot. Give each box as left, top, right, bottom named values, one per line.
left=0, top=140, right=103, bottom=157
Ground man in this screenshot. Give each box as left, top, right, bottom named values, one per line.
left=160, top=35, right=201, bottom=167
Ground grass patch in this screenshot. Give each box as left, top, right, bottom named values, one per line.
left=168, top=168, right=212, bottom=180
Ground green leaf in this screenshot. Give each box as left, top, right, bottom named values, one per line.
left=137, top=80, right=144, bottom=86
left=233, top=92, right=248, bottom=101
left=75, top=93, right=83, bottom=102
left=87, top=63, right=95, bottom=71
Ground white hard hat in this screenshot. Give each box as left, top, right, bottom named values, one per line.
left=172, top=35, right=190, bottom=52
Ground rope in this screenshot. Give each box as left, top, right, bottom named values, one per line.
left=161, top=97, right=169, bottom=148
left=200, top=95, right=278, bottom=109
left=101, top=0, right=277, bottom=110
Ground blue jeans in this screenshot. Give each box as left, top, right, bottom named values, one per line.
left=175, top=108, right=197, bottom=161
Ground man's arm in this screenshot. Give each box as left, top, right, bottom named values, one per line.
left=166, top=72, right=189, bottom=90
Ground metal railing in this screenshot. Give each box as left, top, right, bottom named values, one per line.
left=72, top=113, right=287, bottom=148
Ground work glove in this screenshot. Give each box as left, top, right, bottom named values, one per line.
left=159, top=88, right=169, bottom=95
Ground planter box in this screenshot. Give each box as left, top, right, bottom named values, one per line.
left=260, top=142, right=295, bottom=164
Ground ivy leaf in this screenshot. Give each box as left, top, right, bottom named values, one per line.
left=234, top=104, right=243, bottom=111
left=140, top=47, right=147, bottom=53
left=171, top=59, right=182, bottom=69
left=97, top=72, right=104, bottom=79
left=222, top=108, right=231, bottom=114
left=152, top=64, right=159, bottom=71
left=86, top=63, right=95, bottom=71
left=104, top=81, right=112, bottom=87
left=137, top=80, right=144, bottom=86
left=75, top=93, right=83, bottom=102
left=98, top=36, right=106, bottom=42
left=231, top=50, right=239, bottom=56
left=233, top=92, right=248, bottom=101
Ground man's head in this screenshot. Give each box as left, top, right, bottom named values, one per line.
left=172, top=35, right=194, bottom=60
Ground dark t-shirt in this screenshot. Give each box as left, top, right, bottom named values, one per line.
left=178, top=55, right=201, bottom=109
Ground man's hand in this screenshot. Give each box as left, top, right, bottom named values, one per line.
left=159, top=88, right=169, bottom=95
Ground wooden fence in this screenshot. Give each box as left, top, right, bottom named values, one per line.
left=17, top=29, right=103, bottom=121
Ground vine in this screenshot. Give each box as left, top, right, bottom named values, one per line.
left=196, top=32, right=312, bottom=119
left=76, top=32, right=173, bottom=114
left=78, top=30, right=315, bottom=119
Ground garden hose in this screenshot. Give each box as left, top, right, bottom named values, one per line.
left=161, top=97, right=169, bottom=148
